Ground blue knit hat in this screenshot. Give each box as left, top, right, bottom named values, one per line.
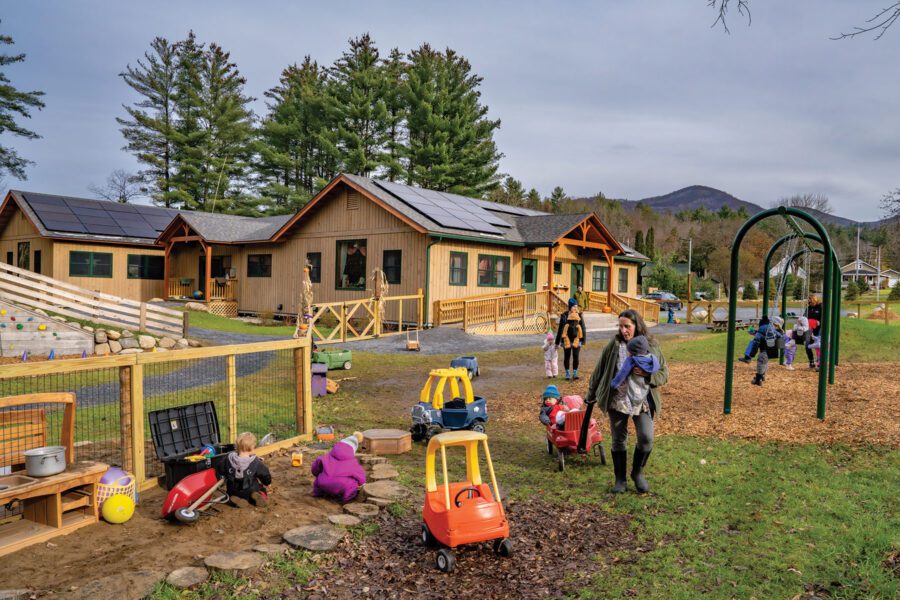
left=568, top=298, right=578, bottom=309
left=542, top=384, right=561, bottom=399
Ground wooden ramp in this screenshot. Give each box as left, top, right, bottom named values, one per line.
left=0, top=300, right=93, bottom=357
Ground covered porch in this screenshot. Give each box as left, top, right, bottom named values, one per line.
left=158, top=220, right=239, bottom=304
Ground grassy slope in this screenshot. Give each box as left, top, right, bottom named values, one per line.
left=182, top=310, right=296, bottom=336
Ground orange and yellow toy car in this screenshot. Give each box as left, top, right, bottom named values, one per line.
left=421, top=430, right=511, bottom=572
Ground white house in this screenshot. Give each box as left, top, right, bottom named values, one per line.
left=840, top=260, right=900, bottom=289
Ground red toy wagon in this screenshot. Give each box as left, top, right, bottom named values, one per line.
left=546, top=395, right=606, bottom=471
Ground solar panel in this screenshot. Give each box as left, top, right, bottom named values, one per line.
left=472, top=199, right=545, bottom=217
left=22, top=192, right=178, bottom=239
left=374, top=180, right=504, bottom=235
left=39, top=219, right=88, bottom=233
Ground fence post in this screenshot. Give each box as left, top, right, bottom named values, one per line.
left=294, top=342, right=313, bottom=436
left=118, top=366, right=134, bottom=473
left=755, top=302, right=760, bottom=319
left=226, top=354, right=237, bottom=440
left=417, top=288, right=424, bottom=329
left=341, top=303, right=347, bottom=342
left=463, top=301, right=468, bottom=331
left=887, top=302, right=891, bottom=326
left=687, top=301, right=692, bottom=324
left=494, top=299, right=499, bottom=332
left=130, top=362, right=145, bottom=487
left=182, top=311, right=190, bottom=338
left=139, top=302, right=147, bottom=332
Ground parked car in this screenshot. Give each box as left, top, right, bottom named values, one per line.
left=643, top=291, right=683, bottom=311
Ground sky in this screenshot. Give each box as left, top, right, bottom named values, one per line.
left=2, top=1, right=898, bottom=221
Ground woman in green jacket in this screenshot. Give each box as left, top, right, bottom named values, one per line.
left=585, top=309, right=668, bottom=493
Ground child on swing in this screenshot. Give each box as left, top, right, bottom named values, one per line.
left=751, top=315, right=784, bottom=386
left=783, top=316, right=809, bottom=371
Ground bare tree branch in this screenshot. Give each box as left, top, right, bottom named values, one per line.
left=88, top=169, right=144, bottom=203
left=708, top=0, right=751, bottom=34
left=833, top=2, right=900, bottom=40
left=772, top=193, right=833, bottom=215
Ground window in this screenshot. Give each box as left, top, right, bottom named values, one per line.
left=477, top=254, right=510, bottom=288
left=33, top=250, right=41, bottom=274
left=17, top=242, right=29, bottom=270
left=306, top=252, right=321, bottom=283
left=383, top=250, right=401, bottom=284
left=618, top=267, right=629, bottom=293
left=127, top=254, right=164, bottom=279
left=553, top=261, right=562, bottom=274
left=69, top=251, right=112, bottom=277
left=449, top=252, right=468, bottom=286
left=592, top=265, right=609, bottom=292
left=5, top=252, right=12, bottom=265
left=336, top=239, right=367, bottom=290
left=247, top=254, right=272, bottom=278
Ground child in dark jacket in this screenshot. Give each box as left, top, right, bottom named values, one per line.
left=538, top=384, right=562, bottom=426
left=751, top=316, right=784, bottom=386
left=311, top=432, right=367, bottom=504
left=216, top=432, right=272, bottom=507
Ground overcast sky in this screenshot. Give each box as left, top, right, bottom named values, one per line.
left=3, top=1, right=898, bottom=220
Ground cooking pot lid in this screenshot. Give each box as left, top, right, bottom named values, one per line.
left=24, top=446, right=66, bottom=456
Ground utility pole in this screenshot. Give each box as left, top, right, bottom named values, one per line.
left=855, top=226, right=860, bottom=282
left=876, top=245, right=882, bottom=301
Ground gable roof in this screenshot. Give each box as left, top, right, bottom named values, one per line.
left=161, top=211, right=293, bottom=244
left=1, top=190, right=179, bottom=246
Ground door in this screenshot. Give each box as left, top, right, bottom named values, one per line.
left=198, top=256, right=206, bottom=296
left=521, top=259, right=537, bottom=293
left=571, top=263, right=584, bottom=290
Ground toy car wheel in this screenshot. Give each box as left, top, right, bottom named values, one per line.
left=467, top=369, right=474, bottom=380
left=425, top=425, right=442, bottom=440
left=471, top=421, right=485, bottom=434
left=493, top=538, right=513, bottom=557
left=174, top=507, right=199, bottom=524
left=547, top=439, right=553, bottom=455
left=422, top=523, right=437, bottom=547
left=557, top=449, right=565, bottom=472
left=436, top=548, right=455, bottom=572
left=411, top=425, right=425, bottom=442
left=343, top=361, right=352, bottom=370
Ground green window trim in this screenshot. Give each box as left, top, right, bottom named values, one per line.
left=247, top=254, right=273, bottom=278
left=553, top=261, right=562, bottom=274
left=335, top=239, right=367, bottom=290
left=383, top=249, right=402, bottom=284
left=618, top=267, right=629, bottom=293
left=592, top=265, right=609, bottom=292
left=127, top=254, right=164, bottom=280
left=306, top=252, right=322, bottom=283
left=477, top=254, right=510, bottom=288
left=449, top=251, right=468, bottom=286
left=69, top=251, right=113, bottom=278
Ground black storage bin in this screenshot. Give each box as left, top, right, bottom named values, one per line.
left=148, top=401, right=234, bottom=489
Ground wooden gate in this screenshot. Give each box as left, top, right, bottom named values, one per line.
left=306, top=292, right=423, bottom=344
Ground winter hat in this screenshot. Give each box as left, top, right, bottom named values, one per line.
left=568, top=298, right=578, bottom=309
left=542, top=384, right=561, bottom=399
left=546, top=331, right=554, bottom=342
left=771, top=316, right=784, bottom=328
left=796, top=316, right=809, bottom=332
left=341, top=434, right=360, bottom=452
left=626, top=335, right=650, bottom=356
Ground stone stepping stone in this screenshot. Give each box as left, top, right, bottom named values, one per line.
left=204, top=551, right=265, bottom=576
left=283, top=524, right=346, bottom=551
left=69, top=570, right=165, bottom=600
left=358, top=454, right=387, bottom=465
left=366, top=496, right=393, bottom=507
left=166, top=566, right=209, bottom=590
left=254, top=543, right=291, bottom=556
left=343, top=502, right=379, bottom=519
left=362, top=480, right=409, bottom=502
left=328, top=513, right=362, bottom=526
left=371, top=462, right=397, bottom=473
left=371, top=468, right=399, bottom=480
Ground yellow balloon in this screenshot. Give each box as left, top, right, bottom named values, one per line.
left=101, top=493, right=135, bottom=524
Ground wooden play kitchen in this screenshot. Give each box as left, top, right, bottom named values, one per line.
left=0, top=392, right=108, bottom=557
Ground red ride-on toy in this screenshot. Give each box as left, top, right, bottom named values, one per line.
left=546, top=395, right=606, bottom=472
left=161, top=468, right=230, bottom=524
left=422, top=431, right=511, bottom=572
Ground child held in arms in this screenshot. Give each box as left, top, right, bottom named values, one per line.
left=217, top=432, right=272, bottom=507
left=609, top=336, right=661, bottom=413
left=311, top=432, right=367, bottom=504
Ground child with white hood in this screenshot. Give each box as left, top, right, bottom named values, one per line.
left=783, top=316, right=809, bottom=371
left=542, top=331, right=559, bottom=379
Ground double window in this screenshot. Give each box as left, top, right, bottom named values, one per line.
left=336, top=239, right=367, bottom=290
left=127, top=254, right=164, bottom=279
left=449, top=252, right=468, bottom=286
left=477, top=254, right=510, bottom=288
left=383, top=250, right=401, bottom=284
left=306, top=252, right=321, bottom=283
left=69, top=251, right=112, bottom=278
left=248, top=254, right=272, bottom=278
left=592, top=265, right=609, bottom=292
left=618, top=267, right=629, bottom=293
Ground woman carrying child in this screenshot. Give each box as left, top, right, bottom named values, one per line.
left=585, top=309, right=668, bottom=494
left=555, top=298, right=586, bottom=380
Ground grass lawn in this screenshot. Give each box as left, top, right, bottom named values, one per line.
left=181, top=309, right=297, bottom=336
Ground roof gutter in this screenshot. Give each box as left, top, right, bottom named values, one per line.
left=424, top=235, right=443, bottom=327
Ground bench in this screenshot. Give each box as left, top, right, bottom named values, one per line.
left=707, top=319, right=757, bottom=333
left=0, top=392, right=107, bottom=557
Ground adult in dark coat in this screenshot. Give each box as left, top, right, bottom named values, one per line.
left=804, top=294, right=823, bottom=368
left=555, top=298, right=586, bottom=380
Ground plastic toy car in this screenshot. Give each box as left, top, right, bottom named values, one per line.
left=410, top=368, right=487, bottom=441
left=546, top=395, right=606, bottom=472
left=450, top=356, right=479, bottom=379
left=422, top=431, right=511, bottom=572
left=312, top=348, right=352, bottom=370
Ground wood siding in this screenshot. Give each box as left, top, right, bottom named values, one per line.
left=51, top=241, right=165, bottom=301
left=0, top=207, right=53, bottom=277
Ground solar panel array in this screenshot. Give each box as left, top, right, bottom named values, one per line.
left=375, top=180, right=512, bottom=235
left=472, top=199, right=546, bottom=217
left=22, top=193, right=179, bottom=240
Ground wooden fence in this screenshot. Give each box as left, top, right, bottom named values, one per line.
left=0, top=337, right=313, bottom=492
left=305, top=291, right=424, bottom=344
left=0, top=262, right=186, bottom=337
left=461, top=290, right=558, bottom=334
left=433, top=289, right=527, bottom=326
left=606, top=293, right=661, bottom=323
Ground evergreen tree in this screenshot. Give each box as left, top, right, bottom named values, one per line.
left=792, top=276, right=804, bottom=300
left=117, top=37, right=179, bottom=206
left=547, top=186, right=567, bottom=212
left=645, top=227, right=656, bottom=260
left=488, top=176, right=525, bottom=206
left=742, top=280, right=758, bottom=300
left=327, top=34, right=390, bottom=177
left=256, top=57, right=336, bottom=213
left=403, top=44, right=502, bottom=196
left=0, top=26, right=45, bottom=180
left=634, top=230, right=645, bottom=255
left=382, top=47, right=406, bottom=182
left=169, top=31, right=207, bottom=210
left=525, top=188, right=542, bottom=210
left=889, top=281, right=900, bottom=300
left=844, top=280, right=859, bottom=300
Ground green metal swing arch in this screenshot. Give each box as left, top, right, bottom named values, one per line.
left=724, top=207, right=841, bottom=420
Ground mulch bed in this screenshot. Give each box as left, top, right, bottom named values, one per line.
left=302, top=499, right=637, bottom=600
left=490, top=362, right=900, bottom=447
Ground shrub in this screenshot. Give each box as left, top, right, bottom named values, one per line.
left=890, top=281, right=900, bottom=300
left=742, top=281, right=758, bottom=300
left=845, top=280, right=859, bottom=301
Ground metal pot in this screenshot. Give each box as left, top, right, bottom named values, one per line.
left=24, top=446, right=67, bottom=477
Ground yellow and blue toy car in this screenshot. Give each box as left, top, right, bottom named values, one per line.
left=410, top=368, right=488, bottom=442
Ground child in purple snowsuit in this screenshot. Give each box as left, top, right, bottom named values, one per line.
left=311, top=432, right=367, bottom=503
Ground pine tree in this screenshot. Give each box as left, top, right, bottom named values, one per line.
left=889, top=281, right=900, bottom=300
left=169, top=31, right=207, bottom=210
left=488, top=176, right=525, bottom=206
left=742, top=280, right=758, bottom=300
left=634, top=230, right=645, bottom=255
left=792, top=276, right=804, bottom=300
left=548, top=186, right=567, bottom=213
left=525, top=188, right=542, bottom=210
left=844, top=280, right=859, bottom=300
left=382, top=47, right=406, bottom=182
left=645, top=227, right=656, bottom=260
left=327, top=34, right=390, bottom=177
left=0, top=26, right=45, bottom=180
left=117, top=37, right=179, bottom=206
left=403, top=44, right=501, bottom=196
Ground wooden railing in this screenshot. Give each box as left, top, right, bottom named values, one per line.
left=686, top=300, right=764, bottom=323
left=462, top=290, right=553, bottom=331
left=304, top=291, right=424, bottom=344
left=587, top=291, right=610, bottom=311
left=167, top=278, right=193, bottom=299
left=0, top=262, right=186, bottom=337
left=433, top=289, right=527, bottom=326
left=611, top=293, right=661, bottom=323
left=209, top=279, right=236, bottom=301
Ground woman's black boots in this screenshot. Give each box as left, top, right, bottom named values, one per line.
left=611, top=450, right=628, bottom=493
left=631, top=448, right=651, bottom=493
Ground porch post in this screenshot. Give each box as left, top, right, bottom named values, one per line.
left=163, top=243, right=172, bottom=299
left=205, top=244, right=213, bottom=304
left=548, top=244, right=555, bottom=291
left=603, top=250, right=614, bottom=309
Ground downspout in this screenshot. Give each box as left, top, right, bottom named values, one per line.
left=424, top=235, right=443, bottom=327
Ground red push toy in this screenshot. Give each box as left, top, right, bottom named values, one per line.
left=546, top=395, right=606, bottom=472
left=160, top=468, right=229, bottom=524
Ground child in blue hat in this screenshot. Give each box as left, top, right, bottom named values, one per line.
left=538, top=384, right=562, bottom=426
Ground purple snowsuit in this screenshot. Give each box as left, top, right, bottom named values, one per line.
left=311, top=440, right=367, bottom=503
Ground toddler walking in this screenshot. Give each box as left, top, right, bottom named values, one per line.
left=542, top=332, right=558, bottom=378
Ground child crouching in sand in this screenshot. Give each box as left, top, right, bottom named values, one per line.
left=311, top=432, right=367, bottom=503
left=217, top=432, right=272, bottom=507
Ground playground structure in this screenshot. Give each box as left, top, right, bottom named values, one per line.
left=724, top=207, right=840, bottom=420
left=0, top=300, right=93, bottom=357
